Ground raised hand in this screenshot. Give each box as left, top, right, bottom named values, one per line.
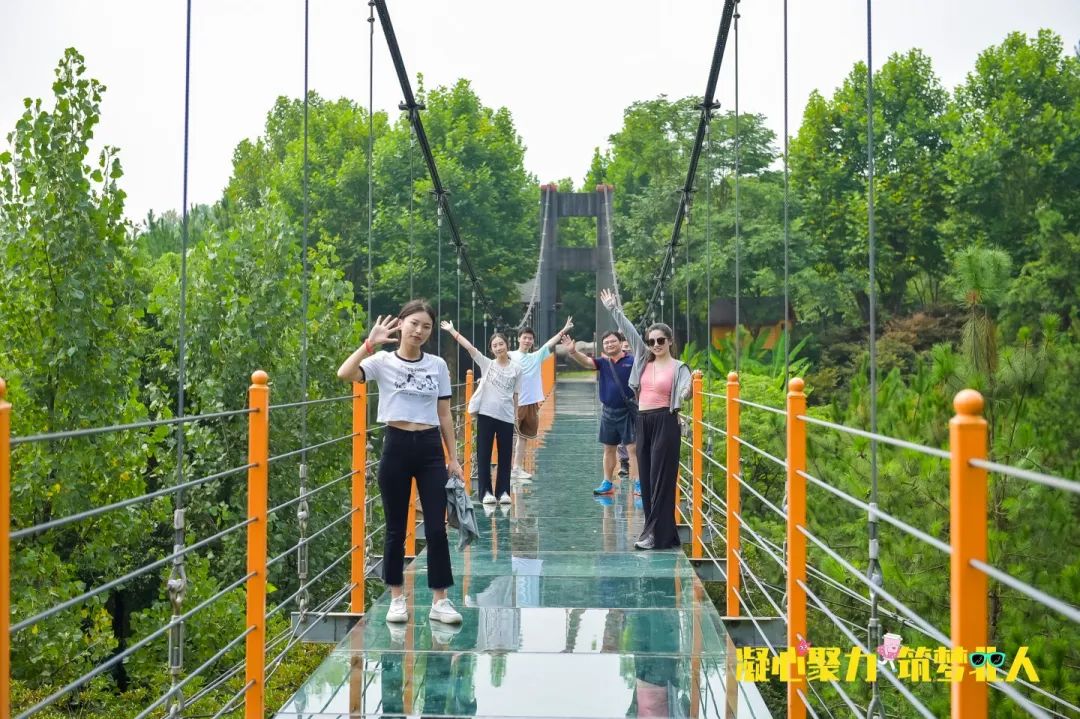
left=560, top=334, right=575, bottom=350
left=561, top=316, right=574, bottom=334
left=600, top=288, right=618, bottom=310
left=367, top=315, right=401, bottom=346
left=440, top=320, right=455, bottom=333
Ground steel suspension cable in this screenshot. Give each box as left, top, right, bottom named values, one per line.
left=783, top=0, right=791, bottom=386
left=408, top=127, right=415, bottom=297
left=705, top=119, right=714, bottom=416
left=168, top=1, right=194, bottom=714
left=296, top=0, right=314, bottom=625
left=640, top=0, right=736, bottom=327
left=437, top=200, right=443, bottom=353
left=685, top=200, right=691, bottom=350
left=517, top=189, right=552, bottom=332
left=733, top=1, right=741, bottom=372
left=366, top=0, right=375, bottom=312
left=372, top=0, right=504, bottom=329
left=865, top=2, right=884, bottom=716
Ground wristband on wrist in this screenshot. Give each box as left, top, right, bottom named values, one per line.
left=365, top=338, right=375, bottom=354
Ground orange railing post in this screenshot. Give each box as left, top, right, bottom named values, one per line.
left=785, top=377, right=807, bottom=719
left=245, top=371, right=270, bottom=719
left=351, top=381, right=367, bottom=613
left=691, top=370, right=704, bottom=559
left=0, top=378, right=11, bottom=719
left=541, top=354, right=555, bottom=397
left=725, top=371, right=741, bottom=616
left=464, top=370, right=474, bottom=496
left=950, top=390, right=988, bottom=718
left=405, top=482, right=417, bottom=559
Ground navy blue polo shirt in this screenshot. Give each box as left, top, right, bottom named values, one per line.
left=592, top=354, right=635, bottom=409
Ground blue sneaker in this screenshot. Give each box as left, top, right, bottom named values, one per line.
left=592, top=479, right=615, bottom=495
left=634, top=480, right=641, bottom=495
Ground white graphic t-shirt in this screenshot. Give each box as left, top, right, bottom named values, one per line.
left=472, top=354, right=522, bottom=424
left=509, top=345, right=551, bottom=406
left=359, top=351, right=451, bottom=426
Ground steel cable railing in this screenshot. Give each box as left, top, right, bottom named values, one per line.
left=10, top=407, right=255, bottom=447
left=0, top=370, right=444, bottom=719
left=676, top=370, right=1078, bottom=718
left=11, top=462, right=256, bottom=540
left=12, top=517, right=256, bottom=633
left=796, top=468, right=952, bottom=556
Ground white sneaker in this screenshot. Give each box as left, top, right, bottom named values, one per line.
left=511, top=467, right=532, bottom=479
left=482, top=493, right=497, bottom=505
left=498, top=492, right=512, bottom=505
left=386, top=595, right=408, bottom=623
left=429, top=598, right=463, bottom=624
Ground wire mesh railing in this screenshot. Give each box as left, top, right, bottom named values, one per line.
left=676, top=370, right=1079, bottom=719
left=0, top=368, right=479, bottom=719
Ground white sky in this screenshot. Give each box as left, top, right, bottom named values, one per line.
left=3, top=1, right=1079, bottom=223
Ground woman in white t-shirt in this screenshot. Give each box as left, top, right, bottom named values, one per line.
left=442, top=321, right=522, bottom=506
left=336, top=300, right=463, bottom=626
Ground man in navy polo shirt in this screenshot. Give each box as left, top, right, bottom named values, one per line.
left=562, top=331, right=639, bottom=495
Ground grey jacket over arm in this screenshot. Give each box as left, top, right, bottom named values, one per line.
left=607, top=304, right=693, bottom=412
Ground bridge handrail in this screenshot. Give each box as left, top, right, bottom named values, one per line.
left=10, top=461, right=256, bottom=540
left=0, top=368, right=478, bottom=719
left=10, top=406, right=255, bottom=447
left=679, top=369, right=1077, bottom=719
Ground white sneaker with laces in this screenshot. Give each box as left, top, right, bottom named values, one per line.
left=498, top=492, right=512, bottom=505
left=482, top=493, right=497, bottom=505
left=429, top=598, right=463, bottom=624
left=386, top=595, right=408, bottom=623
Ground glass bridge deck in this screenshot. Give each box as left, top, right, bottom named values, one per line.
left=275, top=379, right=772, bottom=718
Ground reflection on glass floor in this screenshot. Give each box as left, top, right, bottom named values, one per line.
left=275, top=380, right=772, bottom=718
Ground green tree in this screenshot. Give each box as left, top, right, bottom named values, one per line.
left=0, top=49, right=159, bottom=696
left=791, top=50, right=951, bottom=320
left=944, top=30, right=1080, bottom=271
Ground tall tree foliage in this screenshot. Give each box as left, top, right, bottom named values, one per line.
left=791, top=50, right=950, bottom=321
left=0, top=49, right=158, bottom=691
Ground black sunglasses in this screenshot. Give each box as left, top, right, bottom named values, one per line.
left=646, top=337, right=669, bottom=347
left=968, top=651, right=1006, bottom=668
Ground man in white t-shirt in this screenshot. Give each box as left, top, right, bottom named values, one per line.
left=508, top=317, right=573, bottom=479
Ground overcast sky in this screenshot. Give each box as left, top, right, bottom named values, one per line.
left=3, top=1, right=1078, bottom=223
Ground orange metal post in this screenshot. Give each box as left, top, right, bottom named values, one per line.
left=691, top=371, right=704, bottom=559
left=785, top=378, right=807, bottom=719
left=0, top=378, right=11, bottom=719
left=405, top=481, right=417, bottom=559
left=950, top=390, right=988, bottom=718
left=245, top=371, right=270, bottom=719
left=725, top=372, right=741, bottom=616
left=541, top=354, right=555, bottom=397
left=464, top=370, right=474, bottom=496
left=351, top=382, right=367, bottom=613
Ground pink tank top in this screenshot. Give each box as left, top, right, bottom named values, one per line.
left=638, top=360, right=675, bottom=410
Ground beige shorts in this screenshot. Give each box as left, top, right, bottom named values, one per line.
left=516, top=403, right=540, bottom=439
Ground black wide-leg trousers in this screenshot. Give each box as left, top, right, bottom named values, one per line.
left=635, top=409, right=682, bottom=549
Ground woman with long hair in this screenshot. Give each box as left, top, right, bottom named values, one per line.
left=336, top=300, right=463, bottom=625
left=600, top=288, right=692, bottom=550
left=442, top=321, right=522, bottom=506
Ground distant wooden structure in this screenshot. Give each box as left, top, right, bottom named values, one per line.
left=709, top=297, right=794, bottom=349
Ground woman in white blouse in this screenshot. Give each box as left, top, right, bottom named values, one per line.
left=442, top=321, right=522, bottom=506
left=336, top=300, right=463, bottom=625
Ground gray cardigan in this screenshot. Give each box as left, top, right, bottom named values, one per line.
left=608, top=305, right=693, bottom=412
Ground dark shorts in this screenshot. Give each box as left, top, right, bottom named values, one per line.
left=599, top=405, right=636, bottom=446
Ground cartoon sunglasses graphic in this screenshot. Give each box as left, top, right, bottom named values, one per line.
left=968, top=651, right=1006, bottom=668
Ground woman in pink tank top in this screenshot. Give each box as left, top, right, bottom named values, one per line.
left=600, top=288, right=691, bottom=551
